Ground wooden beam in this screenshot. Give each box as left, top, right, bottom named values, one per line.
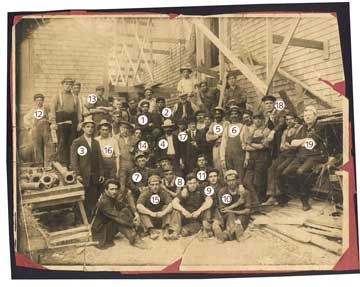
left=266, top=17, right=300, bottom=94
left=251, top=54, right=334, bottom=109
left=121, top=18, right=142, bottom=84
left=195, top=65, right=220, bottom=79
left=120, top=34, right=186, bottom=44
left=266, top=18, right=273, bottom=82
left=273, top=34, right=324, bottom=50
left=193, top=19, right=267, bottom=95
left=132, top=19, right=154, bottom=82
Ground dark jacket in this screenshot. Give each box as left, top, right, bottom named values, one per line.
left=70, top=135, right=104, bottom=187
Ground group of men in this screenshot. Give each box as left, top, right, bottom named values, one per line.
left=23, top=64, right=329, bottom=249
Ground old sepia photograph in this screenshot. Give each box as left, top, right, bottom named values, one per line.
left=10, top=5, right=355, bottom=275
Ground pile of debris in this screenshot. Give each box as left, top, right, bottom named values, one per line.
left=252, top=201, right=343, bottom=256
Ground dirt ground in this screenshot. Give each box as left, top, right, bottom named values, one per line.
left=40, top=199, right=342, bottom=272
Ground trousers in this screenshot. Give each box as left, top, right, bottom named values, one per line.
left=280, top=155, right=327, bottom=200
left=266, top=154, right=295, bottom=196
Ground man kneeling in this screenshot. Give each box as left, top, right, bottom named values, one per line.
left=171, top=173, right=213, bottom=238
left=91, top=179, right=146, bottom=249
left=136, top=175, right=174, bottom=240
left=212, top=170, right=251, bottom=242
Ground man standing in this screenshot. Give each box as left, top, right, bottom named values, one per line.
left=50, top=77, right=82, bottom=166
left=116, top=121, right=137, bottom=193
left=197, top=80, right=219, bottom=114
left=261, top=95, right=287, bottom=159
left=220, top=105, right=247, bottom=180
left=136, top=175, right=174, bottom=240
left=172, top=92, right=199, bottom=123
left=158, top=119, right=183, bottom=174
left=171, top=173, right=213, bottom=238
left=70, top=116, right=104, bottom=218
left=281, top=105, right=328, bottom=211
left=223, top=72, right=247, bottom=109
left=86, top=85, right=111, bottom=124
left=213, top=170, right=251, bottom=242
left=142, top=84, right=157, bottom=113
left=95, top=119, right=120, bottom=180
left=72, top=81, right=85, bottom=121
left=127, top=96, right=139, bottom=124
left=264, top=111, right=302, bottom=206
left=206, top=106, right=229, bottom=173
left=24, top=93, right=54, bottom=166
left=177, top=64, right=199, bottom=106
left=91, top=179, right=146, bottom=249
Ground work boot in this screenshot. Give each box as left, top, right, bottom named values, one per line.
left=262, top=196, right=277, bottom=206
left=149, top=229, right=159, bottom=240
left=234, top=222, right=245, bottom=241
left=133, top=237, right=149, bottom=249
left=301, top=198, right=311, bottom=211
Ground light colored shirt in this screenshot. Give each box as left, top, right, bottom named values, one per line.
left=166, top=135, right=176, bottom=155
left=95, top=136, right=120, bottom=158
left=177, top=77, right=197, bottom=95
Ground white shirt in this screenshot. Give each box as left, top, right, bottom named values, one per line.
left=177, top=77, right=197, bottom=95
left=166, top=135, right=176, bottom=155
left=95, top=136, right=120, bottom=158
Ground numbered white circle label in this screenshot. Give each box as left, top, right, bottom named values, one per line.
left=229, top=125, right=240, bottom=138
left=132, top=172, right=142, bottom=183
left=204, top=186, right=215, bottom=196
left=175, top=177, right=185, bottom=187
left=304, top=138, right=316, bottom=150
left=222, top=193, right=233, bottom=204
left=77, top=146, right=88, bottom=156
left=274, top=100, right=285, bottom=111
left=150, top=194, right=161, bottom=205
left=33, top=109, right=44, bottom=120
left=87, top=94, right=97, bottom=104
left=103, top=145, right=113, bottom=156
left=213, top=124, right=224, bottom=135
left=162, top=108, right=172, bottom=118
left=178, top=131, right=188, bottom=142
left=158, top=139, right=169, bottom=150
left=137, top=114, right=149, bottom=126
left=138, top=141, right=149, bottom=151
left=197, top=170, right=207, bottom=181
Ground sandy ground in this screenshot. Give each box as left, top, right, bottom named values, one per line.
left=40, top=199, right=342, bottom=272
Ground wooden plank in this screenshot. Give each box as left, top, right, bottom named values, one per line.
left=273, top=34, right=324, bottom=50
left=49, top=225, right=89, bottom=239
left=266, top=18, right=273, bottom=82
left=23, top=191, right=85, bottom=204
left=193, top=19, right=268, bottom=95
left=50, top=231, right=90, bottom=245
left=266, top=17, right=300, bottom=93
left=305, top=218, right=342, bottom=230
left=31, top=196, right=84, bottom=209
left=78, top=202, right=89, bottom=225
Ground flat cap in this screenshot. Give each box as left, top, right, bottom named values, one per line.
left=225, top=169, right=238, bottom=178
left=95, top=85, right=105, bottom=91
left=33, top=93, right=44, bottom=100
left=261, top=95, right=276, bottom=102
left=61, top=77, right=74, bottom=84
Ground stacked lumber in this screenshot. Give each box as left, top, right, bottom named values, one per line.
left=252, top=204, right=343, bottom=256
